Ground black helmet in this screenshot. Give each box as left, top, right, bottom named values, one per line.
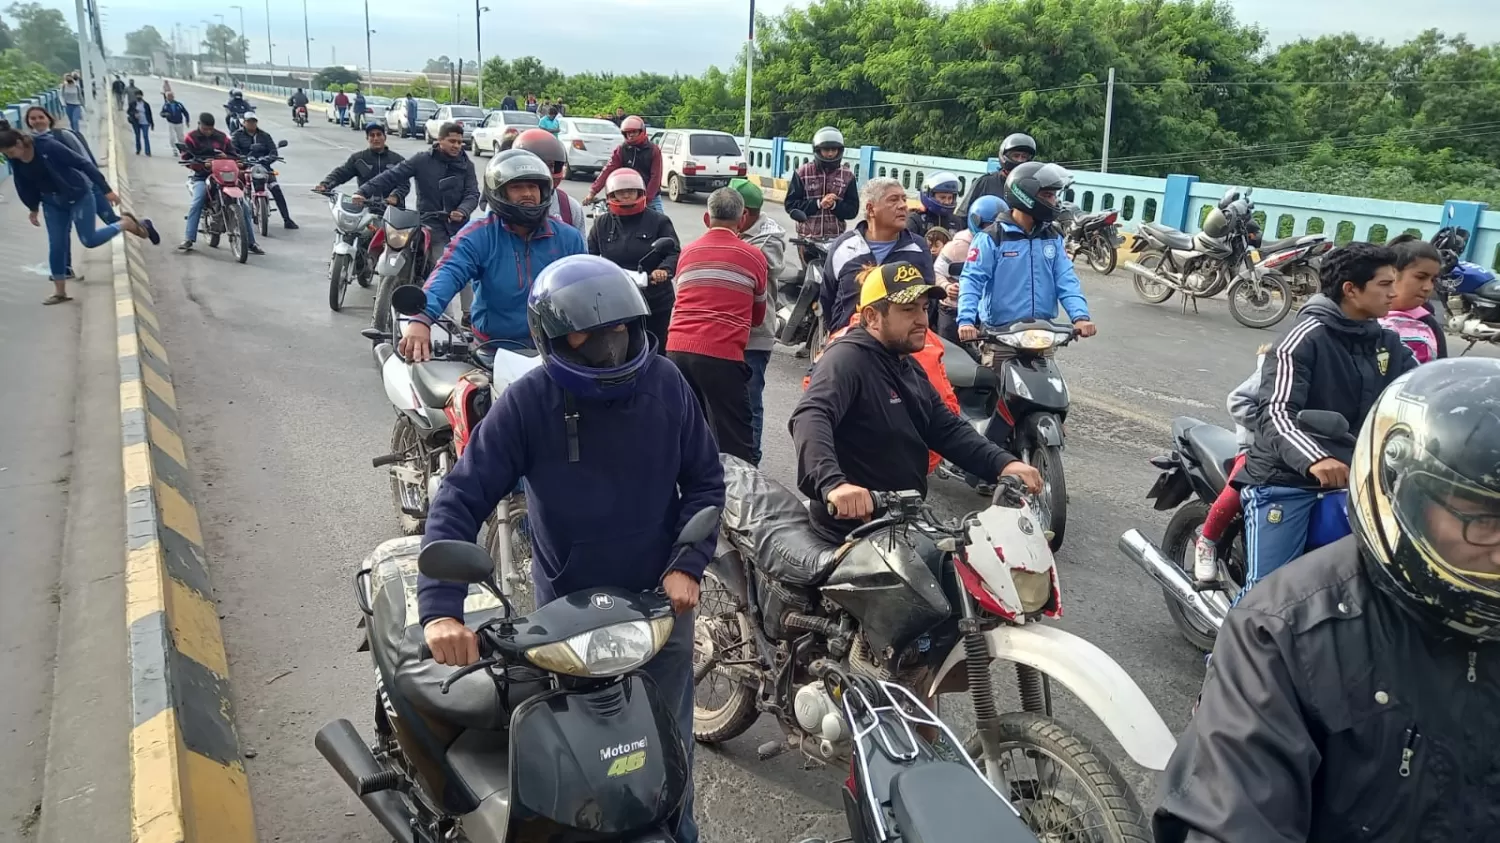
left=483, top=149, right=555, bottom=228
left=1004, top=162, right=1072, bottom=224
left=999, top=133, right=1037, bottom=172
left=1350, top=358, right=1500, bottom=640
left=527, top=255, right=652, bottom=401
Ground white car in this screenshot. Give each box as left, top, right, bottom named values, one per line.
left=654, top=129, right=748, bottom=202
left=557, top=117, right=624, bottom=179
left=471, top=110, right=541, bottom=157
left=424, top=104, right=487, bottom=147
left=327, top=95, right=392, bottom=123
left=385, top=98, right=439, bottom=138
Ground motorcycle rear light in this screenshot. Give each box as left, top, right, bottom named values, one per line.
left=1103, top=211, right=1118, bottom=225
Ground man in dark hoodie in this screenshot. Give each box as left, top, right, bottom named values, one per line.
left=417, top=254, right=723, bottom=843
left=791, top=261, right=1040, bottom=543
left=354, top=122, right=479, bottom=268
left=1238, top=242, right=1418, bottom=597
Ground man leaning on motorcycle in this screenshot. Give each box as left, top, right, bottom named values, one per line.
left=790, top=260, right=1041, bottom=545
left=353, top=121, right=480, bottom=275
left=1155, top=357, right=1500, bottom=842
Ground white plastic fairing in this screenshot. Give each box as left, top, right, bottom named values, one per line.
left=964, top=502, right=1058, bottom=619
left=381, top=353, right=418, bottom=411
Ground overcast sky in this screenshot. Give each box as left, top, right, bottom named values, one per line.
left=43, top=0, right=1500, bottom=76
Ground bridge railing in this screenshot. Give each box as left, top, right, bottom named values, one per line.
left=3, top=86, right=62, bottom=183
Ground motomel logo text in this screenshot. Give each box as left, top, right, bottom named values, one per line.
left=600, top=737, right=648, bottom=762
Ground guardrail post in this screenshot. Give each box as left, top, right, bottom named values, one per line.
left=1441, top=200, right=1488, bottom=259
left=770, top=136, right=786, bottom=179
left=986, top=157, right=1001, bottom=174
left=859, top=145, right=879, bottom=186
left=1160, top=173, right=1200, bottom=232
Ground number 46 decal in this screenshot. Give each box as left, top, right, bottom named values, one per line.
left=606, top=750, right=646, bottom=777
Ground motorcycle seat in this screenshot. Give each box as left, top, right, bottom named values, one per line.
left=1181, top=421, right=1240, bottom=494
left=1260, top=233, right=1326, bottom=254
left=720, top=455, right=841, bottom=587
left=889, top=761, right=1037, bottom=843
left=1139, top=222, right=1194, bottom=251
left=410, top=360, right=476, bottom=408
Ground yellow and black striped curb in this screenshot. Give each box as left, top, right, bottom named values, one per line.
left=107, top=109, right=258, bottom=843
left=750, top=173, right=789, bottom=203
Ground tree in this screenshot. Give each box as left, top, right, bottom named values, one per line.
left=201, top=23, right=247, bottom=65
left=312, top=65, right=360, bottom=89
left=0, top=17, right=14, bottom=52
left=124, top=25, right=169, bottom=58
left=4, top=2, right=78, bottom=73
left=424, top=55, right=452, bottom=75
left=0, top=47, right=53, bottom=104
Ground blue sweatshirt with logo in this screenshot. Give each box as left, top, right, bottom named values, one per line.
left=417, top=356, right=726, bottom=624
left=957, top=218, right=1089, bottom=328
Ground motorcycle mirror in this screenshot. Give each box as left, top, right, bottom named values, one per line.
left=674, top=506, right=721, bottom=546
left=417, top=540, right=496, bottom=584
left=1297, top=409, right=1350, bottom=442
left=947, top=262, right=963, bottom=281
left=391, top=285, right=428, bottom=316
left=650, top=237, right=678, bottom=255
left=788, top=208, right=808, bottom=223
left=277, top=139, right=289, bottom=148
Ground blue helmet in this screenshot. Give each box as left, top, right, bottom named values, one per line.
left=919, top=171, right=962, bottom=217
left=527, top=255, right=652, bottom=401
left=967, top=195, right=1008, bottom=234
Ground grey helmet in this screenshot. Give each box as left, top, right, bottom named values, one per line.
left=484, top=149, right=556, bottom=227
left=1005, top=162, right=1072, bottom=224
left=999, top=132, right=1037, bottom=173
left=812, top=126, right=845, bottom=168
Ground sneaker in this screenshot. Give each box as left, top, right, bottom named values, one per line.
left=176, top=240, right=195, bottom=251
left=283, top=220, right=299, bottom=230
left=1193, top=534, right=1219, bottom=583
left=248, top=244, right=266, bottom=255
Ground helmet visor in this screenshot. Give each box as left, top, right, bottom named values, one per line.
left=531, top=278, right=650, bottom=339
left=1393, top=467, right=1500, bottom=592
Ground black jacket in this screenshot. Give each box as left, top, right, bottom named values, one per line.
left=821, top=221, right=936, bottom=332
left=783, top=167, right=860, bottom=227
left=357, top=147, right=480, bottom=225
left=1154, top=536, right=1500, bottom=843
left=320, top=147, right=409, bottom=201
left=500, top=96, right=517, bottom=110
left=230, top=127, right=278, bottom=159
left=791, top=328, right=1017, bottom=543
left=907, top=209, right=960, bottom=238
left=1244, top=295, right=1417, bottom=489
left=586, top=209, right=680, bottom=309
left=289, top=91, right=309, bottom=107
left=960, top=171, right=1007, bottom=216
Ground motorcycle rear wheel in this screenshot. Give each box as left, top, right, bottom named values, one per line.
left=329, top=253, right=351, bottom=311
left=1087, top=237, right=1117, bottom=274
left=1160, top=501, right=1239, bottom=653
left=691, top=571, right=760, bottom=744
left=964, top=713, right=1151, bottom=843
left=1131, top=252, right=1174, bottom=304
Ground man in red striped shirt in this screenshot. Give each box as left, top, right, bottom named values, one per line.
left=667, top=187, right=769, bottom=462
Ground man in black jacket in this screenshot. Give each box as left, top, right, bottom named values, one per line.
left=960, top=132, right=1036, bottom=216
left=821, top=177, right=935, bottom=334
left=315, top=122, right=408, bottom=201
left=1237, top=243, right=1417, bottom=597
left=229, top=113, right=298, bottom=229
left=355, top=122, right=480, bottom=267
left=1155, top=358, right=1500, bottom=843
left=791, top=261, right=1040, bottom=543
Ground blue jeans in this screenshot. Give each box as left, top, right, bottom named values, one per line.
left=40, top=193, right=122, bottom=280
left=132, top=123, right=151, bottom=154
left=184, top=180, right=256, bottom=246
left=648, top=194, right=665, bottom=213
left=336, top=105, right=348, bottom=124
left=94, top=186, right=121, bottom=225
left=64, top=104, right=83, bottom=133
left=1236, top=485, right=1322, bottom=601
left=745, top=349, right=771, bottom=465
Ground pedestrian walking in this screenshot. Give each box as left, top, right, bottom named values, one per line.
left=126, top=91, right=154, bottom=155
left=0, top=128, right=159, bottom=304
left=160, top=91, right=189, bottom=147
left=334, top=90, right=350, bottom=126
left=59, top=73, right=84, bottom=133
left=161, top=78, right=173, bottom=99
left=110, top=76, right=126, bottom=108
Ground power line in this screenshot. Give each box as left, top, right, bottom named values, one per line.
left=1100, top=128, right=1500, bottom=177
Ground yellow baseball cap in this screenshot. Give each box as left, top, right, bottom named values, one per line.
left=858, top=261, right=942, bottom=309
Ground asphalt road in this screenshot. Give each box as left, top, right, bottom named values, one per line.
left=138, top=77, right=1294, bottom=842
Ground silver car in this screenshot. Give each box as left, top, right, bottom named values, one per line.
left=557, top=117, right=624, bottom=179
left=385, top=97, right=439, bottom=138
left=425, top=104, right=487, bottom=147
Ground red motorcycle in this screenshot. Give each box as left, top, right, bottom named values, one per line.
left=242, top=142, right=288, bottom=238
left=178, top=145, right=252, bottom=263
left=293, top=104, right=308, bottom=127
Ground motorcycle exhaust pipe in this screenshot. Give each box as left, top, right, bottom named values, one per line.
left=1122, top=261, right=1178, bottom=290
left=1118, top=529, right=1227, bottom=631
left=314, top=719, right=418, bottom=843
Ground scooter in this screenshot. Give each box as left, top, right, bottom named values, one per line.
left=316, top=188, right=381, bottom=312
left=317, top=506, right=718, bottom=843
left=778, top=208, right=835, bottom=357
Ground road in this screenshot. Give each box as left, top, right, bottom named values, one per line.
left=138, top=77, right=1288, bottom=842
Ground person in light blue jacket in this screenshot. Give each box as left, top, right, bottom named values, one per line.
left=956, top=161, right=1095, bottom=340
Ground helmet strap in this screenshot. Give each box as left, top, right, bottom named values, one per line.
left=563, top=392, right=581, bottom=463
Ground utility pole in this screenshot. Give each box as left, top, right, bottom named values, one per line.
left=230, top=5, right=246, bottom=71
left=264, top=0, right=274, bottom=71
left=302, top=0, right=311, bottom=71
left=364, top=0, right=373, bottom=88
left=743, top=0, right=755, bottom=157
left=475, top=1, right=486, bottom=106
left=1100, top=66, right=1116, bottom=174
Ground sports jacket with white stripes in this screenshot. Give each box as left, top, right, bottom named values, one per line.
left=1243, top=294, right=1416, bottom=489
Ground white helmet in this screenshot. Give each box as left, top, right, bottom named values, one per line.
left=230, top=88, right=244, bottom=99
left=812, top=126, right=844, bottom=151
left=242, top=111, right=258, bottom=122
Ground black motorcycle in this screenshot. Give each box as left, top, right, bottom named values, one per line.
left=778, top=208, right=835, bottom=357
left=318, top=506, right=719, bottom=843
left=1057, top=202, right=1122, bottom=274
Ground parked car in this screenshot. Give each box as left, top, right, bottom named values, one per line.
left=471, top=110, right=540, bottom=157
left=654, top=129, right=748, bottom=202
left=424, top=104, right=487, bottom=147
left=385, top=98, right=440, bottom=138
left=329, top=95, right=392, bottom=124
left=556, top=117, right=624, bottom=179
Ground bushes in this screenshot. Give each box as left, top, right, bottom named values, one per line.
left=0, top=48, right=54, bottom=106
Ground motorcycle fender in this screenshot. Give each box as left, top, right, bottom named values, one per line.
left=381, top=353, right=419, bottom=411
left=1147, top=466, right=1193, bottom=511
left=707, top=539, right=749, bottom=606
left=332, top=240, right=355, bottom=256
left=780, top=265, right=822, bottom=344
left=222, top=186, right=244, bottom=200
left=1003, top=358, right=1070, bottom=416
left=380, top=248, right=409, bottom=276
left=1025, top=413, right=1065, bottom=448
left=927, top=624, right=1176, bottom=771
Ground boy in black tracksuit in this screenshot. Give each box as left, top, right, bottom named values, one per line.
left=1238, top=243, right=1417, bottom=596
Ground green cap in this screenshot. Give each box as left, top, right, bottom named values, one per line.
left=729, top=177, right=764, bottom=210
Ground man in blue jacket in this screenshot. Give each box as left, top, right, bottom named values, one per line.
left=396, top=150, right=586, bottom=361
left=418, top=254, right=724, bottom=843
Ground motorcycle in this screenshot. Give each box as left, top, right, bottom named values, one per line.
left=1119, top=410, right=1354, bottom=648
left=177, top=143, right=252, bottom=264
left=369, top=285, right=539, bottom=610
left=1056, top=202, right=1122, bottom=275
left=1125, top=187, right=1295, bottom=329
left=1255, top=233, right=1330, bottom=308
left=792, top=665, right=1039, bottom=843
left=293, top=104, right=308, bottom=127
left=623, top=237, right=679, bottom=291
left=317, top=506, right=719, bottom=843
left=778, top=208, right=834, bottom=357
left=370, top=205, right=430, bottom=336
left=1431, top=214, right=1500, bottom=354
left=317, top=188, right=381, bottom=312
left=225, top=111, right=243, bottom=134
left=244, top=142, right=288, bottom=238
left=697, top=467, right=1175, bottom=843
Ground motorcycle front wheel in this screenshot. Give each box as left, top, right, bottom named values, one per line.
left=372, top=274, right=396, bottom=334
left=227, top=203, right=249, bottom=264
left=1027, top=443, right=1067, bottom=552
left=964, top=713, right=1151, bottom=843
left=256, top=195, right=270, bottom=238
left=329, top=253, right=351, bottom=311
left=691, top=570, right=760, bottom=744
left=482, top=499, right=534, bottom=615
left=1130, top=252, right=1174, bottom=304
left=389, top=416, right=429, bottom=535
left=1227, top=270, right=1294, bottom=329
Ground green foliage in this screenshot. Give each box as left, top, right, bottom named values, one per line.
left=0, top=46, right=54, bottom=105
left=201, top=23, right=247, bottom=65
left=4, top=2, right=77, bottom=74
left=0, top=17, right=14, bottom=52
left=312, top=66, right=360, bottom=89
left=124, top=25, right=169, bottom=58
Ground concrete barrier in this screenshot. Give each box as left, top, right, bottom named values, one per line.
left=108, top=106, right=257, bottom=843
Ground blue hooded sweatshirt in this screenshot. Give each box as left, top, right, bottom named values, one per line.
left=9, top=132, right=113, bottom=211
left=957, top=217, right=1089, bottom=328
left=417, top=355, right=726, bottom=624
left=415, top=215, right=587, bottom=344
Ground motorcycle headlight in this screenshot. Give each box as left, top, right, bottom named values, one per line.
left=997, top=329, right=1058, bottom=351
left=385, top=227, right=413, bottom=249
left=524, top=616, right=674, bottom=678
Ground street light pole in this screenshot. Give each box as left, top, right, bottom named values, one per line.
left=264, top=0, right=274, bottom=72
left=364, top=0, right=373, bottom=86
left=302, top=0, right=311, bottom=72
left=230, top=5, right=246, bottom=70
left=743, top=0, right=755, bottom=156
left=475, top=2, right=487, bottom=106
